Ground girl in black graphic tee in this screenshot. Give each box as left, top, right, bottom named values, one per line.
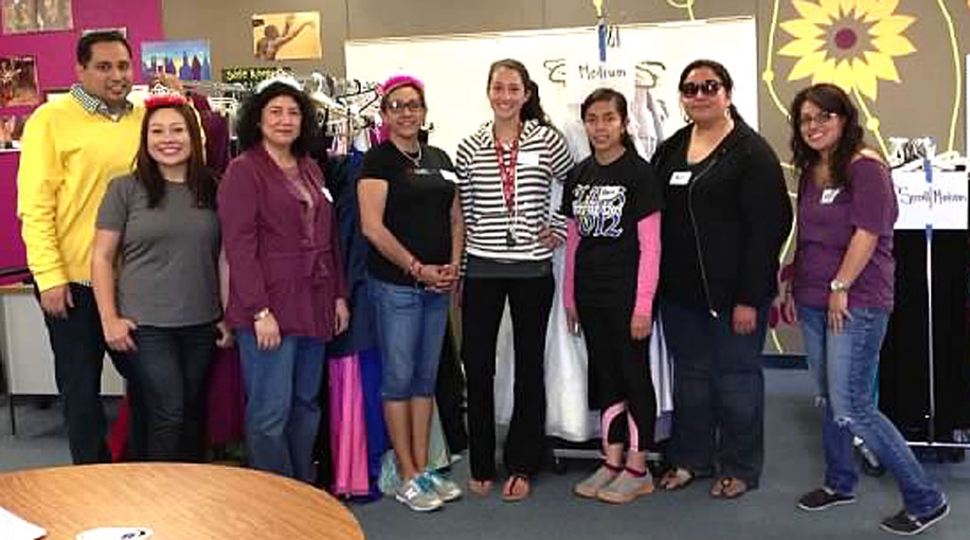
left=561, top=88, right=663, bottom=504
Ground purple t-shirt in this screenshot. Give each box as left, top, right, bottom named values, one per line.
left=793, top=158, right=898, bottom=309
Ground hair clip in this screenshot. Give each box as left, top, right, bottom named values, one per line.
left=255, top=71, right=303, bottom=94
left=144, top=83, right=188, bottom=110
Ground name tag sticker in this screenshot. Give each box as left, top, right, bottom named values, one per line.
left=519, top=152, right=541, bottom=167
left=820, top=188, right=841, bottom=205
left=670, top=171, right=692, bottom=186
left=440, top=170, right=458, bottom=183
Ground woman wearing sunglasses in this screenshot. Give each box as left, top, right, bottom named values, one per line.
left=651, top=59, right=792, bottom=498
left=358, top=75, right=464, bottom=513
left=789, top=83, right=947, bottom=536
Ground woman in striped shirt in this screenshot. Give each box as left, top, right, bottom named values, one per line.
left=456, top=58, right=573, bottom=501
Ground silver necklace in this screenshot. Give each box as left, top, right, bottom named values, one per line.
left=397, top=144, right=422, bottom=168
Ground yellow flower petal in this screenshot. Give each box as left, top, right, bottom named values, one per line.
left=793, top=1, right=835, bottom=25
left=873, top=34, right=916, bottom=56
left=868, top=15, right=915, bottom=37
left=778, top=38, right=826, bottom=57
left=812, top=57, right=838, bottom=86
left=864, top=0, right=900, bottom=23
left=820, top=0, right=842, bottom=18
left=852, top=58, right=879, bottom=100
left=788, top=50, right=829, bottom=81
left=853, top=0, right=875, bottom=19
left=864, top=50, right=901, bottom=81
left=841, top=0, right=859, bottom=17
left=833, top=60, right=856, bottom=93
left=781, top=19, right=826, bottom=39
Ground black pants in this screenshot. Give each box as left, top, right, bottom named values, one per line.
left=462, top=275, right=554, bottom=480
left=577, top=301, right=656, bottom=452
left=661, top=300, right=768, bottom=487
left=36, top=283, right=140, bottom=464
left=129, top=324, right=215, bottom=461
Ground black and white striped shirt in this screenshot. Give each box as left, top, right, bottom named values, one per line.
left=456, top=119, right=574, bottom=263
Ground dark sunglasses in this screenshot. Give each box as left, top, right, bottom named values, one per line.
left=679, top=79, right=723, bottom=98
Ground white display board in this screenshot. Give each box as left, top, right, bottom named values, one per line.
left=892, top=170, right=969, bottom=230
left=345, top=17, right=758, bottom=155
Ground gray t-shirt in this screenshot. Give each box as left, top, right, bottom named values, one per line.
left=96, top=174, right=221, bottom=327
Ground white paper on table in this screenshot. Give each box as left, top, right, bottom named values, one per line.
left=0, top=506, right=47, bottom=540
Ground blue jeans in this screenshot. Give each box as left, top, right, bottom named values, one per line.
left=661, top=300, right=769, bottom=487
left=129, top=324, right=215, bottom=462
left=798, top=305, right=945, bottom=517
left=368, top=278, right=449, bottom=400
left=237, top=330, right=325, bottom=483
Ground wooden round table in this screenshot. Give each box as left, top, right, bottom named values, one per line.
left=0, top=463, right=364, bottom=539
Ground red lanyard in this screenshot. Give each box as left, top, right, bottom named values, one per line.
left=495, top=138, right=519, bottom=215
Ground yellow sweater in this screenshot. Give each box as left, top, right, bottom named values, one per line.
left=17, top=96, right=144, bottom=291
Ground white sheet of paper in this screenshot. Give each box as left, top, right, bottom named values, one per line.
left=0, top=507, right=47, bottom=540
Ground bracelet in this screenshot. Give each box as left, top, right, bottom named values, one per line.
left=254, top=308, right=272, bottom=322
left=407, top=259, right=423, bottom=279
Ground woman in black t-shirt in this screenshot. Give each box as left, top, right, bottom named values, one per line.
left=358, top=75, right=464, bottom=512
left=562, top=88, right=663, bottom=504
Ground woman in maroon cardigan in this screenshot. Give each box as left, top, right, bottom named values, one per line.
left=218, top=77, right=349, bottom=483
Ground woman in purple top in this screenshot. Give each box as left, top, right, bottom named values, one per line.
left=788, top=83, right=947, bottom=535
left=218, top=78, right=350, bottom=483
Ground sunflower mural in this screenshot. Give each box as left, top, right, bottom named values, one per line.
left=765, top=0, right=965, bottom=156
left=779, top=1, right=915, bottom=101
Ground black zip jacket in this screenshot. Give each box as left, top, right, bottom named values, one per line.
left=652, top=120, right=793, bottom=316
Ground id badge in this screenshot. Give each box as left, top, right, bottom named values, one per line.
left=519, top=152, right=541, bottom=167
left=820, top=188, right=841, bottom=205
left=670, top=171, right=692, bottom=186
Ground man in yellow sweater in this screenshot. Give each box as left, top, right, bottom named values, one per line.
left=17, top=31, right=143, bottom=464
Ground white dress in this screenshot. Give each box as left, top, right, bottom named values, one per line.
left=495, top=88, right=674, bottom=443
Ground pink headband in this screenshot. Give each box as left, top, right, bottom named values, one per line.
left=379, top=74, right=425, bottom=96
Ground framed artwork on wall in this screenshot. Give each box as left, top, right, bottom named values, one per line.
left=2, top=0, right=73, bottom=34
left=0, top=113, right=29, bottom=151
left=0, top=55, right=41, bottom=107
left=251, top=12, right=322, bottom=61
left=140, top=40, right=213, bottom=81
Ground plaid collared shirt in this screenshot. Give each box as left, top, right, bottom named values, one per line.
left=70, top=84, right=133, bottom=121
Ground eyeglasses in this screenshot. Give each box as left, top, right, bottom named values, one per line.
left=386, top=100, right=425, bottom=113
left=799, top=111, right=838, bottom=127
left=679, top=79, right=723, bottom=98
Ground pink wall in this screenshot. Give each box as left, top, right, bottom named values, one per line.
left=0, top=0, right=163, bottom=282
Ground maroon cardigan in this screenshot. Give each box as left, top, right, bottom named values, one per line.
left=218, top=145, right=347, bottom=341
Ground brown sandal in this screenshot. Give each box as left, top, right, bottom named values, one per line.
left=502, top=474, right=531, bottom=502
left=710, top=477, right=748, bottom=499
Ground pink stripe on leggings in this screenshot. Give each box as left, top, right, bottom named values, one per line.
left=601, top=402, right=626, bottom=453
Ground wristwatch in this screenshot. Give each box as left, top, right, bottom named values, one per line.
left=829, top=279, right=850, bottom=293
left=254, top=308, right=272, bottom=321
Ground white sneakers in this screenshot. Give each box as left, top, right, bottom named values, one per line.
left=394, top=470, right=463, bottom=512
